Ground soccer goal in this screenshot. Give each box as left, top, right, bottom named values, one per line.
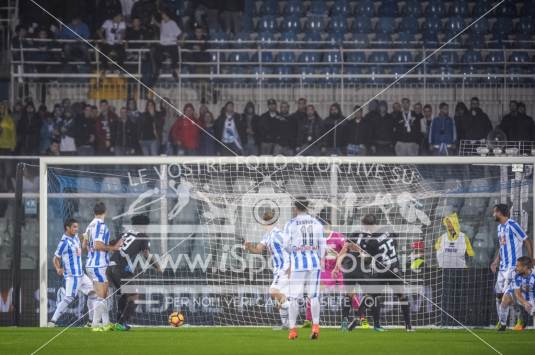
left=37, top=156, right=535, bottom=328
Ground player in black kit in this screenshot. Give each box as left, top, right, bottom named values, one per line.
left=346, top=214, right=413, bottom=332
left=107, top=214, right=161, bottom=330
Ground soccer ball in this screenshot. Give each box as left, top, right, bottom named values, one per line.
left=168, top=312, right=185, bottom=327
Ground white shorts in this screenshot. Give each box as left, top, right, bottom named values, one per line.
left=495, top=269, right=513, bottom=294
left=287, top=269, right=321, bottom=299
left=86, top=267, right=108, bottom=283
left=64, top=274, right=94, bottom=298
left=270, top=270, right=289, bottom=296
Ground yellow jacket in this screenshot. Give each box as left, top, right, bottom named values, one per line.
left=434, top=212, right=475, bottom=256
left=0, top=113, right=16, bottom=151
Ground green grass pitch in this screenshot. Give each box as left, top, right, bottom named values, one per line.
left=1, top=327, right=534, bottom=355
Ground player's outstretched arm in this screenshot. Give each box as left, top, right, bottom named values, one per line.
left=243, top=241, right=265, bottom=254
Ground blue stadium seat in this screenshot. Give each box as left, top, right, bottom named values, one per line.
left=352, top=17, right=373, bottom=34
left=280, top=31, right=298, bottom=47
left=369, top=51, right=389, bottom=63
left=210, top=51, right=226, bottom=63
left=251, top=51, right=273, bottom=63
left=321, top=66, right=341, bottom=82
left=397, top=32, right=416, bottom=46
left=444, top=17, right=465, bottom=36
left=323, top=51, right=342, bottom=63
left=283, top=0, right=304, bottom=17
left=227, top=52, right=249, bottom=63
left=297, top=66, right=316, bottom=82
left=233, top=32, right=251, bottom=49
left=309, top=1, right=327, bottom=15
left=437, top=65, right=456, bottom=82
left=298, top=52, right=321, bottom=64
left=378, top=1, right=398, bottom=16
left=280, top=16, right=300, bottom=33
left=303, top=31, right=323, bottom=48
left=376, top=17, right=396, bottom=35
left=354, top=0, right=375, bottom=17
left=276, top=51, right=296, bottom=63
left=242, top=18, right=254, bottom=32
left=328, top=16, right=348, bottom=34
left=257, top=16, right=277, bottom=32
left=461, top=50, right=483, bottom=82
left=516, top=17, right=533, bottom=34
left=257, top=31, right=275, bottom=48
left=509, top=51, right=529, bottom=63
left=368, top=65, right=386, bottom=83
left=449, top=1, right=469, bottom=16
left=438, top=51, right=459, bottom=65
left=374, top=33, right=392, bottom=48
left=331, top=0, right=350, bottom=16
left=494, top=1, right=517, bottom=17
left=493, top=17, right=514, bottom=36
left=209, top=31, right=229, bottom=48
left=470, top=17, right=489, bottom=35
left=464, top=35, right=486, bottom=49
left=350, top=33, right=369, bottom=47
left=275, top=65, right=293, bottom=82
left=392, top=51, right=413, bottom=64
left=345, top=65, right=366, bottom=82
left=326, top=32, right=345, bottom=47
left=305, top=16, right=325, bottom=32
left=403, top=0, right=422, bottom=17
left=425, top=1, right=446, bottom=17
left=398, top=17, right=419, bottom=34
left=514, top=34, right=532, bottom=48
left=422, top=18, right=442, bottom=35
left=253, top=66, right=273, bottom=81
left=462, top=49, right=483, bottom=63
left=258, top=1, right=278, bottom=16
left=422, top=33, right=439, bottom=48
left=485, top=51, right=505, bottom=63
left=345, top=51, right=366, bottom=64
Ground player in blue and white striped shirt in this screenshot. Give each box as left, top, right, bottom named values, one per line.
left=244, top=210, right=290, bottom=328
left=497, top=256, right=534, bottom=331
left=490, top=204, right=533, bottom=329
left=83, top=202, right=122, bottom=331
left=48, top=218, right=95, bottom=327
left=283, top=197, right=326, bottom=340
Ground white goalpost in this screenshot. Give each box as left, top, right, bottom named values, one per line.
left=38, top=156, right=535, bottom=328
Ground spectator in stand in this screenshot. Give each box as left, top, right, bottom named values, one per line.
left=11, top=101, right=23, bottom=127
left=371, top=100, right=395, bottom=155
left=120, top=0, right=137, bottom=19
left=413, top=102, right=423, bottom=117
left=0, top=103, right=16, bottom=191
left=57, top=108, right=77, bottom=155
left=242, top=101, right=259, bottom=155
left=184, top=23, right=210, bottom=73
left=322, top=102, right=345, bottom=155
left=30, top=28, right=55, bottom=74
left=152, top=10, right=182, bottom=81
left=392, top=102, right=402, bottom=115
left=126, top=98, right=142, bottom=153
left=95, top=99, right=117, bottom=155
left=199, top=110, right=217, bottom=156
left=39, top=105, right=59, bottom=154
left=97, top=0, right=123, bottom=30
left=139, top=99, right=162, bottom=155
left=160, top=98, right=175, bottom=155
left=170, top=103, right=201, bottom=155
left=125, top=16, right=155, bottom=75
left=221, top=0, right=243, bottom=35
left=196, top=1, right=222, bottom=32
left=214, top=101, right=246, bottom=155
left=499, top=101, right=534, bottom=141
left=343, top=105, right=371, bottom=156
left=393, top=98, right=422, bottom=156
left=429, top=102, right=457, bottom=156
left=131, top=0, right=158, bottom=27
left=277, top=100, right=293, bottom=155
left=289, top=98, right=307, bottom=153
left=59, top=17, right=91, bottom=65
left=12, top=25, right=29, bottom=63
left=16, top=103, right=40, bottom=155
left=74, top=104, right=96, bottom=156
left=296, top=104, right=322, bottom=155
left=98, top=13, right=126, bottom=74
left=110, top=106, right=137, bottom=155
left=457, top=97, right=492, bottom=141
left=257, top=99, right=281, bottom=155
left=420, top=104, right=433, bottom=154
left=46, top=140, right=61, bottom=156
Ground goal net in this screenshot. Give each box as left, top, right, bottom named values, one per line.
left=39, top=156, right=534, bottom=328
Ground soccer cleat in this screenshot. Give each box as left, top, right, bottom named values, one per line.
left=495, top=321, right=501, bottom=330
left=302, top=320, right=312, bottom=328
left=373, top=326, right=386, bottom=332
left=406, top=325, right=415, bottom=332
left=102, top=324, right=115, bottom=332
left=513, top=319, right=525, bottom=331
left=123, top=323, right=131, bottom=331
left=85, top=322, right=92, bottom=328
left=288, top=328, right=298, bottom=340
left=360, top=318, right=370, bottom=329
left=340, top=317, right=349, bottom=331
left=114, top=323, right=126, bottom=331
left=497, top=324, right=507, bottom=332
left=47, top=321, right=57, bottom=327
left=310, top=324, right=320, bottom=340
left=347, top=318, right=359, bottom=332
left=91, top=326, right=104, bottom=332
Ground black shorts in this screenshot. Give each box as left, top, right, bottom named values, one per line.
left=106, top=265, right=134, bottom=292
